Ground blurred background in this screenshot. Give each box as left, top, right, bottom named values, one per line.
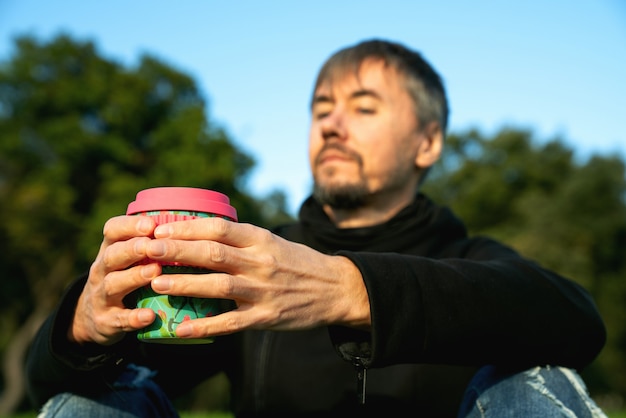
left=1, top=0, right=625, bottom=416
left=2, top=0, right=624, bottom=214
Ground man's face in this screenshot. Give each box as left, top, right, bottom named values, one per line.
left=309, top=60, right=426, bottom=208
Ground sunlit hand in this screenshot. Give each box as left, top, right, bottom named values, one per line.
left=69, top=215, right=160, bottom=345
left=145, top=217, right=371, bottom=340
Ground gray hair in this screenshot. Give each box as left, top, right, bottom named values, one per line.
left=311, top=39, right=449, bottom=135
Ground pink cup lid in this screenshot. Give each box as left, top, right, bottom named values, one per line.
left=126, top=187, right=237, bottom=221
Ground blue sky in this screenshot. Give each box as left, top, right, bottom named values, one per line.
left=1, top=1, right=625, bottom=214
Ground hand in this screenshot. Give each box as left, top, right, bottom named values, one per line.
left=69, top=215, right=161, bottom=345
left=145, top=217, right=371, bottom=340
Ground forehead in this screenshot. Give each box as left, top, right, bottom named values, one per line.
left=312, top=59, right=407, bottom=100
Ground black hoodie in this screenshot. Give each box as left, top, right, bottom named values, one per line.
left=26, top=194, right=606, bottom=417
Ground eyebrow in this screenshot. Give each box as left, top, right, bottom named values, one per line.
left=311, top=89, right=382, bottom=107
left=351, top=89, right=382, bottom=101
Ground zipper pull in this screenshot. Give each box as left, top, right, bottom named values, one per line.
left=354, top=359, right=367, bottom=405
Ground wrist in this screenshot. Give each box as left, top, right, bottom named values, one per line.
left=335, top=256, right=371, bottom=330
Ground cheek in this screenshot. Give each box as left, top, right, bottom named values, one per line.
left=361, top=140, right=413, bottom=179
left=361, top=157, right=389, bottom=182
left=308, top=130, right=322, bottom=170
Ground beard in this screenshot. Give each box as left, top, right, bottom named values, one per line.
left=312, top=142, right=371, bottom=209
left=312, top=145, right=419, bottom=210
left=313, top=180, right=370, bottom=209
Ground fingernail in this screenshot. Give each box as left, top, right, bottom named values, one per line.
left=138, top=309, right=154, bottom=324
left=141, top=264, right=158, bottom=279
left=176, top=323, right=192, bottom=337
left=137, top=217, right=153, bottom=234
left=149, top=241, right=166, bottom=257
left=154, top=224, right=172, bottom=238
left=134, top=240, right=145, bottom=255
left=152, top=277, right=171, bottom=291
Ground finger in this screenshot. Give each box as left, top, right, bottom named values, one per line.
left=96, top=307, right=156, bottom=338
left=103, top=263, right=161, bottom=301
left=174, top=310, right=252, bottom=339
left=151, top=272, right=245, bottom=300
left=145, top=238, right=251, bottom=274
left=94, top=236, right=154, bottom=275
left=92, top=216, right=157, bottom=276
left=103, top=215, right=156, bottom=245
left=128, top=308, right=156, bottom=329
left=153, top=217, right=257, bottom=247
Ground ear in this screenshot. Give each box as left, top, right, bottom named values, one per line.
left=415, top=121, right=443, bottom=169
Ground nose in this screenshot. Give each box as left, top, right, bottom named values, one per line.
left=319, top=108, right=347, bottom=141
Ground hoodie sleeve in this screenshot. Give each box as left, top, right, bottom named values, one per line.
left=330, top=237, right=606, bottom=372
left=25, top=275, right=131, bottom=407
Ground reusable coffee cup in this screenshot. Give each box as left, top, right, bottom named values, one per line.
left=126, top=187, right=238, bottom=344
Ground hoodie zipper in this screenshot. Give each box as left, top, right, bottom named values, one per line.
left=253, top=330, right=272, bottom=410
left=353, top=357, right=367, bottom=405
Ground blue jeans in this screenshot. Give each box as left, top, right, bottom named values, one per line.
left=457, top=365, right=607, bottom=417
left=37, top=364, right=606, bottom=417
left=36, top=364, right=180, bottom=418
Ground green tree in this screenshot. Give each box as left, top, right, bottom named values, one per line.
left=0, top=34, right=291, bottom=414
left=422, top=127, right=626, bottom=403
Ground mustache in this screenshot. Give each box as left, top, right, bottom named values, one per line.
left=315, top=142, right=362, bottom=166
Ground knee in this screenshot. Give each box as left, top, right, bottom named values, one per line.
left=458, top=365, right=607, bottom=418
left=35, top=364, right=178, bottom=418
left=37, top=393, right=99, bottom=418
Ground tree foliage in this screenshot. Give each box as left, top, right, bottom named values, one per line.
left=0, top=34, right=291, bottom=414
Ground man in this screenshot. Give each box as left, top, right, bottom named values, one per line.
left=26, top=39, right=607, bottom=417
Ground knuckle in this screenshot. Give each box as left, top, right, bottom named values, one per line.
left=222, top=275, right=236, bottom=297
left=93, top=311, right=113, bottom=332
left=221, top=314, right=243, bottom=334
left=101, top=275, right=117, bottom=298
left=254, top=230, right=280, bottom=268
left=113, top=311, right=126, bottom=330
left=101, top=280, right=113, bottom=299
left=258, top=228, right=275, bottom=245
left=211, top=217, right=231, bottom=237
left=217, top=275, right=236, bottom=297
left=100, top=250, right=111, bottom=269
left=258, top=253, right=278, bottom=271
left=88, top=259, right=101, bottom=279
left=102, top=218, right=114, bottom=238
left=261, top=307, right=281, bottom=326
left=206, top=242, right=227, bottom=263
